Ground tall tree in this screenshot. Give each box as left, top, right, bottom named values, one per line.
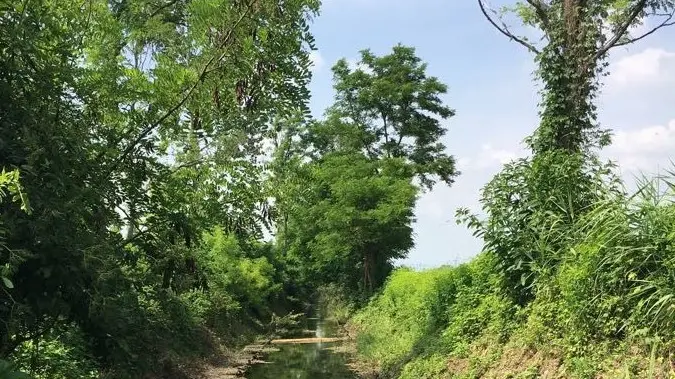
left=282, top=152, right=417, bottom=296
left=306, top=45, right=459, bottom=190
left=273, top=46, right=457, bottom=297
left=478, top=0, right=675, bottom=153
left=459, top=0, right=675, bottom=302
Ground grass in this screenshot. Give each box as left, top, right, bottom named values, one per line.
left=350, top=169, right=675, bottom=378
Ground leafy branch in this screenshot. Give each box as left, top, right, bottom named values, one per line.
left=610, top=9, right=675, bottom=50
left=103, top=0, right=256, bottom=176
left=525, top=0, right=550, bottom=31
left=597, top=0, right=648, bottom=58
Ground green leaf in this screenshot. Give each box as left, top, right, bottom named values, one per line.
left=2, top=277, right=14, bottom=289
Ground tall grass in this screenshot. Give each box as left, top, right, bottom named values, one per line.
left=352, top=166, right=675, bottom=378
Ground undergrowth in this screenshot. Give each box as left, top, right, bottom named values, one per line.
left=352, top=169, right=675, bottom=378
left=6, top=230, right=303, bottom=379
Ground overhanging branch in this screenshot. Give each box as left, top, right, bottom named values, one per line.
left=596, top=0, right=648, bottom=58
left=104, top=0, right=255, bottom=176
left=478, top=0, right=541, bottom=54
left=612, top=10, right=675, bottom=49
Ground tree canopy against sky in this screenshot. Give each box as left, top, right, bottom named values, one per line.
left=270, top=45, right=456, bottom=296
left=306, top=45, right=459, bottom=191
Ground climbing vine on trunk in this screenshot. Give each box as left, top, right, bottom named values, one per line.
left=461, top=0, right=675, bottom=301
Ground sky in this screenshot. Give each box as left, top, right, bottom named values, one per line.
left=304, top=0, right=675, bottom=269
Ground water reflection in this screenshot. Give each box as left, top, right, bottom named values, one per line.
left=245, top=318, right=356, bottom=379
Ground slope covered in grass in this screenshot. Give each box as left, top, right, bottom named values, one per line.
left=352, top=174, right=675, bottom=378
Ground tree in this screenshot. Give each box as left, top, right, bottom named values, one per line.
left=460, top=0, right=675, bottom=301
left=282, top=153, right=417, bottom=297
left=269, top=46, right=457, bottom=297
left=307, top=45, right=459, bottom=190
left=478, top=0, right=675, bottom=153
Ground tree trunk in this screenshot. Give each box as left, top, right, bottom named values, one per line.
left=530, top=0, right=603, bottom=155
left=363, top=252, right=373, bottom=294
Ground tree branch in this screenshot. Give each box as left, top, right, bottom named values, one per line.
left=478, top=0, right=540, bottom=54
left=171, top=158, right=206, bottom=172
left=596, top=0, right=648, bottom=58
left=526, top=0, right=550, bottom=32
left=612, top=10, right=675, bottom=48
left=104, top=1, right=254, bottom=177
left=117, top=222, right=160, bottom=249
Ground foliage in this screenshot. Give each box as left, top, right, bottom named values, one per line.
left=271, top=45, right=457, bottom=300
left=353, top=267, right=457, bottom=374
left=399, top=353, right=448, bottom=379
left=351, top=2, right=675, bottom=379
left=457, top=153, right=623, bottom=302
left=198, top=228, right=281, bottom=317
left=316, top=284, right=356, bottom=325
left=12, top=324, right=98, bottom=379
left=283, top=153, right=417, bottom=297
left=466, top=0, right=673, bottom=306
left=305, top=44, right=458, bottom=190
left=0, top=0, right=320, bottom=376
left=0, top=359, right=31, bottom=379
left=0, top=169, right=30, bottom=293
left=353, top=167, right=675, bottom=378
left=352, top=254, right=517, bottom=377
left=0, top=169, right=30, bottom=215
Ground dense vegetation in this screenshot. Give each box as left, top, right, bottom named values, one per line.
left=352, top=1, right=675, bottom=378
left=2, top=0, right=675, bottom=378
left=353, top=175, right=675, bottom=377
left=0, top=0, right=457, bottom=376
left=0, top=0, right=322, bottom=377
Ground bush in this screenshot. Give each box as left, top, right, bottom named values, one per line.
left=352, top=258, right=518, bottom=377
left=351, top=168, right=675, bottom=378
left=352, top=267, right=452, bottom=370
left=12, top=324, right=98, bottom=379
left=317, top=284, right=355, bottom=324
left=399, top=353, right=448, bottom=379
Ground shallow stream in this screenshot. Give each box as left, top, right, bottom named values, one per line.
left=245, top=316, right=357, bottom=378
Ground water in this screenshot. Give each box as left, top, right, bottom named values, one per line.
left=245, top=317, right=357, bottom=379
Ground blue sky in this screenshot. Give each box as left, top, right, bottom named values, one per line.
left=305, top=0, right=675, bottom=268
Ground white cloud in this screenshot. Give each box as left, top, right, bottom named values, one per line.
left=481, top=144, right=520, bottom=165
left=608, top=48, right=675, bottom=88
left=611, top=119, right=675, bottom=154
left=459, top=144, right=526, bottom=171
left=309, top=50, right=324, bottom=73
left=605, top=119, right=675, bottom=172
left=456, top=157, right=473, bottom=171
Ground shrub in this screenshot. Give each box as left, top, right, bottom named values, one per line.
left=352, top=267, right=458, bottom=372
left=13, top=324, right=98, bottom=379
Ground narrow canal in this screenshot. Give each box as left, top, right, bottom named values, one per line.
left=245, top=316, right=357, bottom=378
